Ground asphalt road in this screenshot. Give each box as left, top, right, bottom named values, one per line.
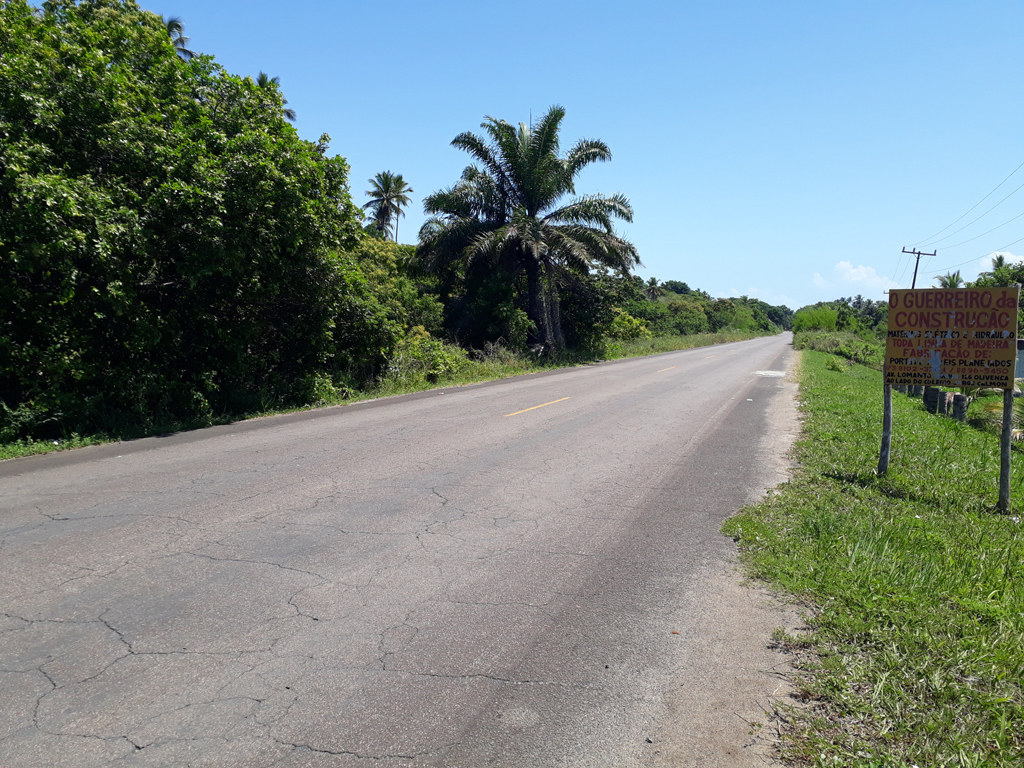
left=1, top=333, right=799, bottom=768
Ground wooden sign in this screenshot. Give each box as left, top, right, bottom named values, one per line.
left=884, top=287, right=1020, bottom=389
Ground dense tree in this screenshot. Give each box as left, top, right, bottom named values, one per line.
left=0, top=0, right=371, bottom=438
left=363, top=171, right=413, bottom=242
left=417, top=106, right=639, bottom=351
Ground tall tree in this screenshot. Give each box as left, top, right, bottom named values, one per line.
left=163, top=16, right=195, bottom=59
left=935, top=270, right=964, bottom=288
left=417, top=106, right=638, bottom=350
left=363, top=171, right=413, bottom=242
left=256, top=71, right=296, bottom=121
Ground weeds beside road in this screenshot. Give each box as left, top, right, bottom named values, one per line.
left=725, top=351, right=1024, bottom=767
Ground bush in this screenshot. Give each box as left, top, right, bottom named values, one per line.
left=792, top=306, right=839, bottom=332
left=384, top=327, right=469, bottom=384
left=605, top=308, right=652, bottom=341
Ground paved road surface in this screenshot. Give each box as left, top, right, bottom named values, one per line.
left=1, top=334, right=799, bottom=767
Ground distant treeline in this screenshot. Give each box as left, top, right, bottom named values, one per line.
left=792, top=296, right=888, bottom=337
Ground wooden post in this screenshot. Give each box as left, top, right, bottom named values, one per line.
left=998, top=387, right=1014, bottom=514
left=878, top=383, right=892, bottom=476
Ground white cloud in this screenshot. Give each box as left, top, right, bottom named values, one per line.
left=746, top=287, right=796, bottom=307
left=978, top=251, right=1023, bottom=273
left=834, top=261, right=898, bottom=293
left=812, top=272, right=829, bottom=289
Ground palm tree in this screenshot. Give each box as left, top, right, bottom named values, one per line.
left=363, top=172, right=413, bottom=242
left=256, top=72, right=296, bottom=122
left=417, top=106, right=638, bottom=350
left=163, top=17, right=195, bottom=60
left=643, top=277, right=664, bottom=300
left=935, top=270, right=964, bottom=288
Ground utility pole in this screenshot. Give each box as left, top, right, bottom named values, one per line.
left=902, top=247, right=936, bottom=290
left=878, top=248, right=936, bottom=475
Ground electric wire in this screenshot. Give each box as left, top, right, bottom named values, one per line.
left=895, top=252, right=916, bottom=288
left=888, top=251, right=907, bottom=289
left=919, top=178, right=1024, bottom=248
left=911, top=158, right=1024, bottom=246
left=932, top=208, right=1024, bottom=250
left=923, top=233, right=1024, bottom=276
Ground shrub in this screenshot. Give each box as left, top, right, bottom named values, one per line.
left=384, top=327, right=468, bottom=384
left=605, top=308, right=652, bottom=341
left=792, top=306, right=839, bottom=332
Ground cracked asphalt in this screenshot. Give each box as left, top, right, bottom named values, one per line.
left=0, top=334, right=800, bottom=767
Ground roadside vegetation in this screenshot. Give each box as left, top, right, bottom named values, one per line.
left=724, top=349, right=1024, bottom=767
left=0, top=0, right=790, bottom=459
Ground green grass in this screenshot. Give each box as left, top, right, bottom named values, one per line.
left=724, top=351, right=1024, bottom=767
left=1, top=332, right=776, bottom=460
left=793, top=329, right=885, bottom=369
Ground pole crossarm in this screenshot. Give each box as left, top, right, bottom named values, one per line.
left=902, top=247, right=937, bottom=290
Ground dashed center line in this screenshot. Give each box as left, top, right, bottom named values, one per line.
left=657, top=366, right=677, bottom=372
left=504, top=397, right=571, bottom=418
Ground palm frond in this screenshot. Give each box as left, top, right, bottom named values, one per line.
left=164, top=16, right=196, bottom=59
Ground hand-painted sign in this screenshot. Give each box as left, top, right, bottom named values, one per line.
left=884, top=287, right=1020, bottom=389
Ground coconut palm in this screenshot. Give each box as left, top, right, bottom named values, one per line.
left=417, top=106, right=638, bottom=350
left=643, top=277, right=664, bottom=300
left=163, top=16, right=195, bottom=60
left=935, top=270, right=964, bottom=288
left=363, top=172, right=413, bottom=242
left=256, top=72, right=296, bottom=122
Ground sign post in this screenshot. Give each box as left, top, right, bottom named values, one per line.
left=882, top=286, right=1020, bottom=512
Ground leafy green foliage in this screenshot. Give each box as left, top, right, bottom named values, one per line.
left=0, top=0, right=374, bottom=438
left=605, top=308, right=651, bottom=341
left=725, top=351, right=1024, bottom=766
left=383, top=326, right=468, bottom=385
left=794, top=330, right=885, bottom=369
left=794, top=295, right=887, bottom=337
left=793, top=306, right=839, bottom=332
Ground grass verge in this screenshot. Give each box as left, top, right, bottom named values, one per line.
left=0, top=331, right=775, bottom=460
left=793, top=330, right=884, bottom=370
left=723, top=350, right=1024, bottom=767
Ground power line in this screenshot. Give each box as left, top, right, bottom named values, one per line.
left=888, top=250, right=908, bottom=289
left=895, top=252, right=914, bottom=287
left=911, top=158, right=1024, bottom=246
left=919, top=178, right=1024, bottom=247
left=923, top=233, right=1024, bottom=275
left=933, top=208, right=1024, bottom=250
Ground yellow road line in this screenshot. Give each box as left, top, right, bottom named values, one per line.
left=504, top=397, right=570, bottom=418
left=657, top=366, right=677, bottom=372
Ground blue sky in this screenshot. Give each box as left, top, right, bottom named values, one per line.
left=161, top=0, right=1024, bottom=310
